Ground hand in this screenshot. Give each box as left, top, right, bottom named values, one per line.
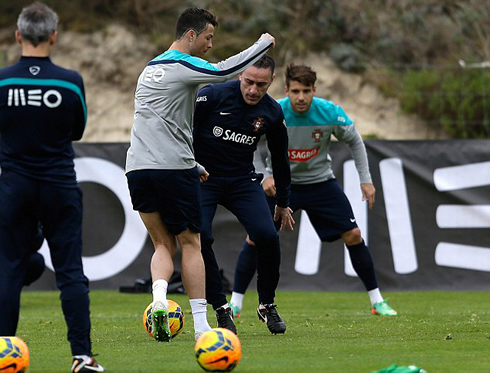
left=261, top=33, right=275, bottom=48
left=200, top=169, right=209, bottom=183
left=274, top=206, right=295, bottom=232
left=361, top=183, right=375, bottom=210
left=262, top=176, right=276, bottom=197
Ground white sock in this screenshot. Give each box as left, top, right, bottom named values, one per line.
left=73, top=355, right=90, bottom=362
left=230, top=292, right=244, bottom=310
left=368, top=288, right=383, bottom=306
left=152, top=279, right=168, bottom=310
left=190, top=298, right=211, bottom=333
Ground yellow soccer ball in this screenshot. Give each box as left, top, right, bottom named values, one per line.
left=143, top=300, right=185, bottom=339
left=194, top=328, right=241, bottom=372
left=0, top=337, right=30, bottom=373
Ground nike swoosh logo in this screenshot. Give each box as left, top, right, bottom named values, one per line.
left=251, top=178, right=257, bottom=181
left=220, top=112, right=232, bottom=115
left=257, top=308, right=267, bottom=322
left=350, top=218, right=356, bottom=223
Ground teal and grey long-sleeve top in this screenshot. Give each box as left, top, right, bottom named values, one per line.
left=259, top=96, right=372, bottom=185
left=125, top=36, right=273, bottom=174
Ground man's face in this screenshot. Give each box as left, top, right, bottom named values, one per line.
left=190, top=24, right=214, bottom=58
left=239, top=66, right=274, bottom=105
left=286, top=80, right=316, bottom=114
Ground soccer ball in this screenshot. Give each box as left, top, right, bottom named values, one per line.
left=194, top=328, right=241, bottom=372
left=0, top=337, right=30, bottom=373
left=143, top=300, right=185, bottom=338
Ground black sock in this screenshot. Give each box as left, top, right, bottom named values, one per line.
left=346, top=240, right=378, bottom=291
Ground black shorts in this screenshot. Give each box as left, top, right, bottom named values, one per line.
left=289, top=179, right=358, bottom=242
left=126, top=167, right=202, bottom=235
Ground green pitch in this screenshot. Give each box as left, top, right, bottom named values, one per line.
left=17, top=290, right=490, bottom=372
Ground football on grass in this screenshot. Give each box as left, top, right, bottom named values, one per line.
left=0, top=337, right=30, bottom=373
left=143, top=300, right=185, bottom=338
left=194, top=328, right=241, bottom=372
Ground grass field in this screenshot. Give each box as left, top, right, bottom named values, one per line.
left=15, top=290, right=490, bottom=373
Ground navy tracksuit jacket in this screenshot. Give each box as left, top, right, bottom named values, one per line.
left=0, top=56, right=92, bottom=356
left=193, top=80, right=291, bottom=308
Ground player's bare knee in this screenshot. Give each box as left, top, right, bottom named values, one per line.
left=154, top=243, right=170, bottom=253
left=342, top=228, right=363, bottom=246
left=177, top=229, right=200, bottom=251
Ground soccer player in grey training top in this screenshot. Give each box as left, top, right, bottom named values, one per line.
left=230, top=64, right=398, bottom=318
left=125, top=7, right=275, bottom=342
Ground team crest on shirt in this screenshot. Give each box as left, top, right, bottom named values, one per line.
left=29, top=66, right=41, bottom=75
left=252, top=117, right=264, bottom=132
left=312, top=129, right=323, bottom=142
left=213, top=126, right=224, bottom=137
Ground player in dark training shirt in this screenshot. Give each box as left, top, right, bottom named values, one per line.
left=0, top=3, right=104, bottom=372
left=193, top=55, right=294, bottom=335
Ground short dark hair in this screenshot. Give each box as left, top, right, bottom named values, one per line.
left=17, top=2, right=58, bottom=47
left=285, top=64, right=317, bottom=88
left=253, top=55, right=275, bottom=76
left=175, top=8, right=218, bottom=40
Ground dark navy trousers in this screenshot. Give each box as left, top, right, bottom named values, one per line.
left=0, top=169, right=92, bottom=356
left=200, top=174, right=281, bottom=309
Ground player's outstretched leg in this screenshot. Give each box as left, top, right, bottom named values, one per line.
left=344, top=231, right=398, bottom=316
left=257, top=304, right=286, bottom=334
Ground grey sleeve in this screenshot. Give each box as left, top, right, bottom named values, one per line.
left=264, top=147, right=273, bottom=180
left=335, top=125, right=372, bottom=184
left=253, top=138, right=273, bottom=181
left=186, top=37, right=273, bottom=84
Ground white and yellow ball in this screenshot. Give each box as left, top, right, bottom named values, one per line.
left=194, top=328, right=242, bottom=372
left=142, top=300, right=185, bottom=339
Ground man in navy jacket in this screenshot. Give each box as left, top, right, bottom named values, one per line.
left=0, top=3, right=103, bottom=372
left=193, top=55, right=294, bottom=335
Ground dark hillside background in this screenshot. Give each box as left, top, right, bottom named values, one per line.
left=0, top=0, right=489, bottom=138
left=1, top=0, right=488, bottom=66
